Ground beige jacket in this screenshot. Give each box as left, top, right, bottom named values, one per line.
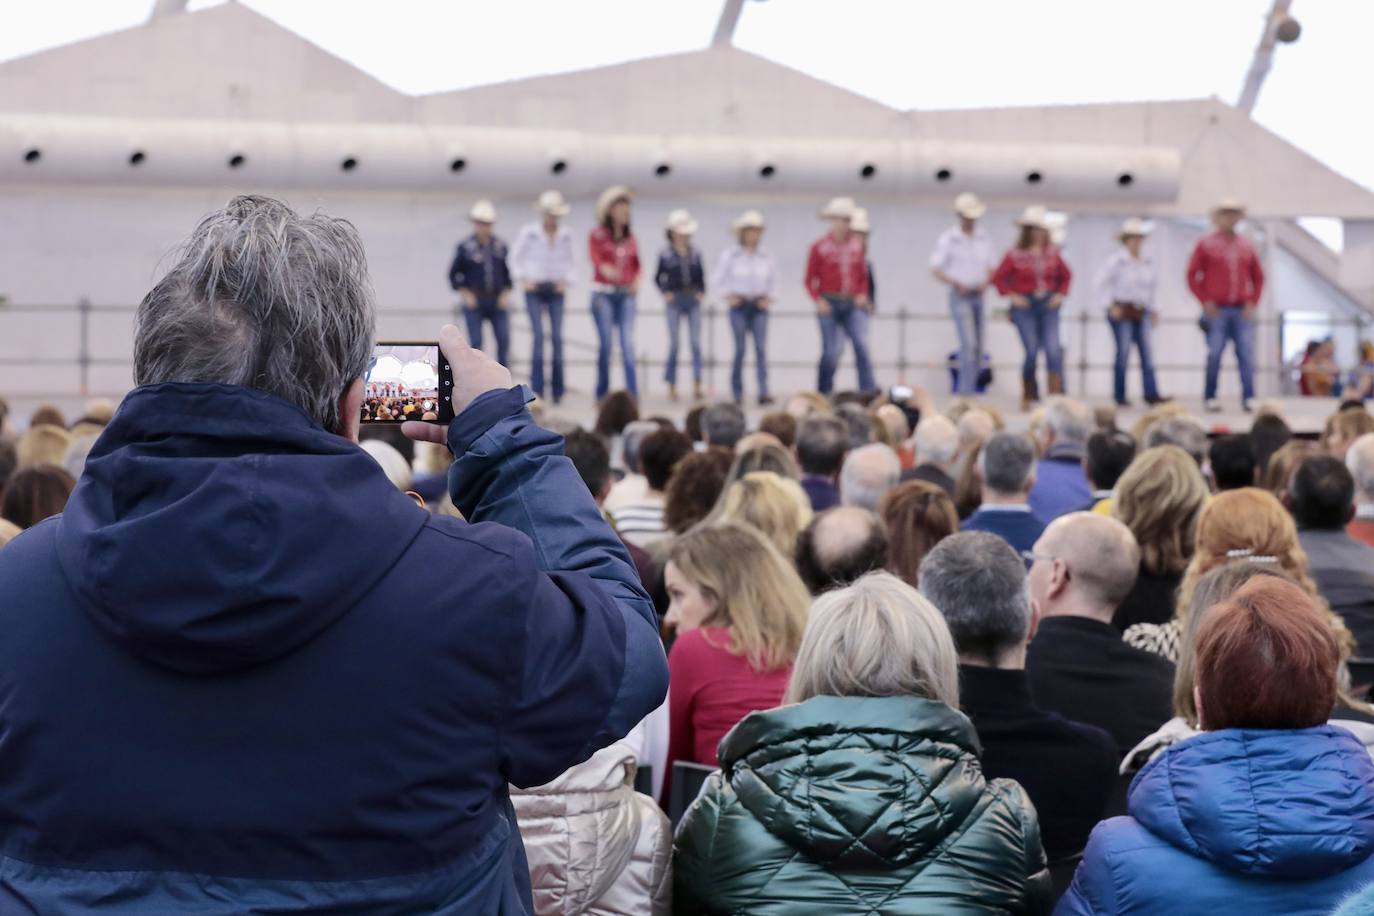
left=511, top=741, right=672, bottom=916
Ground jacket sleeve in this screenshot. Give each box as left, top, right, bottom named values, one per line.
left=446, top=386, right=669, bottom=785
left=654, top=250, right=671, bottom=293
left=1185, top=243, right=1208, bottom=303
left=1052, top=823, right=1121, bottom=916
left=1247, top=246, right=1265, bottom=305
left=448, top=245, right=467, bottom=291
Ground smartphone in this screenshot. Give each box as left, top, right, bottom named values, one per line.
left=889, top=385, right=913, bottom=402
left=360, top=341, right=454, bottom=424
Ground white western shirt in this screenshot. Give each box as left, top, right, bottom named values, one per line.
left=930, top=225, right=996, bottom=288
left=1095, top=246, right=1157, bottom=310
left=712, top=245, right=777, bottom=300
left=511, top=221, right=577, bottom=285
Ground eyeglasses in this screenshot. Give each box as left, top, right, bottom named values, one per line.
left=1021, top=550, right=1072, bottom=581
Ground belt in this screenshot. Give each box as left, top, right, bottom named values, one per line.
left=593, top=283, right=633, bottom=294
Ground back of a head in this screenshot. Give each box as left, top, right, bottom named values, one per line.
left=16, top=425, right=72, bottom=470
left=1249, top=413, right=1292, bottom=474
left=684, top=405, right=706, bottom=444
left=135, top=195, right=375, bottom=434
left=786, top=571, right=959, bottom=707
left=1260, top=439, right=1313, bottom=497
left=957, top=408, right=998, bottom=453
left=1144, top=415, right=1207, bottom=465
left=594, top=390, right=639, bottom=439
left=727, top=442, right=799, bottom=484
left=835, top=402, right=875, bottom=449
left=1289, top=455, right=1355, bottom=531
left=1326, top=408, right=1374, bottom=454
left=1113, top=445, right=1210, bottom=576
left=359, top=440, right=413, bottom=492
left=1347, top=432, right=1374, bottom=505
left=1186, top=489, right=1312, bottom=609
left=640, top=427, right=693, bottom=491
left=357, top=424, right=415, bottom=466
left=918, top=531, right=1031, bottom=665
left=715, top=471, right=813, bottom=557
left=1195, top=577, right=1337, bottom=730
left=62, top=434, right=98, bottom=483
left=664, top=448, right=733, bottom=534
left=840, top=443, right=901, bottom=512
left=701, top=402, right=746, bottom=449
left=874, top=404, right=910, bottom=447
left=28, top=405, right=66, bottom=430
left=796, top=506, right=889, bottom=595
left=2, top=464, right=76, bottom=530
left=562, top=429, right=612, bottom=499
left=1209, top=434, right=1257, bottom=491
left=796, top=415, right=849, bottom=477
left=1042, top=512, right=1141, bottom=614
left=913, top=415, right=959, bottom=471
left=879, top=480, right=959, bottom=589
left=1045, top=396, right=1093, bottom=448
left=0, top=440, right=16, bottom=498
left=758, top=411, right=798, bottom=448
left=979, top=432, right=1036, bottom=496
left=1085, top=429, right=1137, bottom=491
left=619, top=420, right=660, bottom=475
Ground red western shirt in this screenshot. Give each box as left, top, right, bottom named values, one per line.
left=992, top=246, right=1072, bottom=296
left=1186, top=230, right=1264, bottom=306
left=804, top=233, right=870, bottom=299
left=588, top=226, right=640, bottom=288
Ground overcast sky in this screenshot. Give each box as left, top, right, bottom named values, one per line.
left=3, top=1, right=1368, bottom=243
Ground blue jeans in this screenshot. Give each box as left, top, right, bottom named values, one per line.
left=462, top=295, right=510, bottom=368
left=525, top=285, right=564, bottom=401
left=664, top=293, right=703, bottom=386
left=817, top=296, right=876, bottom=393
left=730, top=298, right=770, bottom=401
left=592, top=290, right=637, bottom=399
left=1204, top=305, right=1255, bottom=401
left=1108, top=314, right=1160, bottom=404
left=949, top=289, right=984, bottom=395
left=1009, top=294, right=1063, bottom=383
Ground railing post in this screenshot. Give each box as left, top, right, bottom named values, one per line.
left=896, top=304, right=909, bottom=382
left=706, top=301, right=717, bottom=399
left=78, top=297, right=91, bottom=396
left=1077, top=308, right=1089, bottom=396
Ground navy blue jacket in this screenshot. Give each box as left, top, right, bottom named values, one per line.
left=0, top=383, right=667, bottom=913
left=654, top=245, right=705, bottom=295
left=1057, top=725, right=1374, bottom=915
left=961, top=505, right=1046, bottom=557
left=449, top=234, right=513, bottom=295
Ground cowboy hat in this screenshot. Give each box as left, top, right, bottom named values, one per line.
left=596, top=185, right=633, bottom=223
left=850, top=207, right=871, bottom=234
left=468, top=199, right=497, bottom=224
left=1212, top=196, right=1246, bottom=214
left=820, top=196, right=857, bottom=220
left=1117, top=217, right=1151, bottom=239
left=731, top=209, right=766, bottom=235
left=665, top=208, right=699, bottom=235
left=1015, top=204, right=1049, bottom=230
left=953, top=192, right=987, bottom=220
left=535, top=190, right=570, bottom=217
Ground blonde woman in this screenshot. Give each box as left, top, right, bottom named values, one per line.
left=1111, top=446, right=1210, bottom=631
left=674, top=573, right=1051, bottom=914
left=662, top=523, right=810, bottom=777
left=712, top=472, right=813, bottom=559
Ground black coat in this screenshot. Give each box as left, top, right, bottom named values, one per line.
left=1112, top=566, right=1182, bottom=632
left=899, top=462, right=956, bottom=497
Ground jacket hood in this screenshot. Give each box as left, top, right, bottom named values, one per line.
left=1131, top=725, right=1374, bottom=879
left=717, top=695, right=986, bottom=870
left=56, top=384, right=428, bottom=676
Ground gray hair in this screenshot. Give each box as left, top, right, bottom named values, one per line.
left=835, top=403, right=875, bottom=449
left=619, top=420, right=660, bottom=474
left=919, top=532, right=1031, bottom=664
left=913, top=415, right=959, bottom=471
left=796, top=415, right=849, bottom=477
left=979, top=432, right=1036, bottom=495
left=134, top=195, right=376, bottom=432
left=702, top=402, right=746, bottom=448
left=840, top=443, right=901, bottom=511
left=1045, top=396, right=1094, bottom=447
left=1346, top=432, right=1374, bottom=503
left=1144, top=415, right=1208, bottom=465
left=786, top=571, right=959, bottom=708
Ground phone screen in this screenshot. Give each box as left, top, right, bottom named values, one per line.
left=360, top=342, right=454, bottom=424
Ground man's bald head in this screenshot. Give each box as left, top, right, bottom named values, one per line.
left=796, top=506, right=889, bottom=595
left=957, top=409, right=997, bottom=452
left=1035, top=512, right=1141, bottom=618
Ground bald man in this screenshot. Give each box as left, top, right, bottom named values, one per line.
left=840, top=443, right=901, bottom=511
left=1024, top=512, right=1174, bottom=757
left=795, top=506, right=889, bottom=595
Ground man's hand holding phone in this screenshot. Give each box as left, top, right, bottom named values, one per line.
left=402, top=324, right=512, bottom=447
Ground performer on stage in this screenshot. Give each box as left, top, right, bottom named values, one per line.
left=447, top=199, right=513, bottom=366
left=805, top=196, right=874, bottom=394
left=992, top=205, right=1072, bottom=410
left=511, top=190, right=576, bottom=403
left=1186, top=197, right=1264, bottom=413
left=655, top=209, right=706, bottom=402
left=1096, top=218, right=1167, bottom=407
left=589, top=185, right=641, bottom=399
left=714, top=209, right=776, bottom=406
left=851, top=207, right=877, bottom=307
left=930, top=192, right=996, bottom=396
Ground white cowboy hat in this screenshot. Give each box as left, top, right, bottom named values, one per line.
left=953, top=192, right=987, bottom=220
left=535, top=190, right=571, bottom=217
left=850, top=207, right=871, bottom=234
left=665, top=208, right=699, bottom=235
left=1117, top=217, right=1151, bottom=239
left=1015, top=204, right=1049, bottom=230
left=1212, top=196, right=1246, bottom=214
left=731, top=209, right=766, bottom=235
left=820, top=196, right=857, bottom=220
left=595, top=185, right=633, bottom=223
left=468, top=199, right=497, bottom=224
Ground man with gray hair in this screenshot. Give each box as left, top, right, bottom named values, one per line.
left=1028, top=396, right=1095, bottom=522
left=901, top=414, right=959, bottom=495
left=1348, top=432, right=1374, bottom=549
left=920, top=532, right=1117, bottom=860
left=701, top=400, right=746, bottom=449
left=1144, top=413, right=1208, bottom=466
left=840, top=443, right=901, bottom=512
left=1025, top=512, right=1173, bottom=756
left=0, top=196, right=668, bottom=912
left=962, top=432, right=1045, bottom=555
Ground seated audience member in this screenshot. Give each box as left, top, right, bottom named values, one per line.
left=881, top=480, right=959, bottom=588
left=732, top=430, right=781, bottom=454
left=1143, top=413, right=1207, bottom=466
left=962, top=432, right=1045, bottom=555
left=1025, top=513, right=1174, bottom=756
left=611, top=428, right=692, bottom=547
left=701, top=401, right=746, bottom=450
left=958, top=406, right=1000, bottom=451
left=683, top=404, right=706, bottom=446
left=835, top=402, right=877, bottom=449
left=16, top=424, right=71, bottom=469
left=920, top=533, right=1117, bottom=861
left=1110, top=446, right=1210, bottom=631
left=1300, top=337, right=1341, bottom=396
left=784, top=391, right=829, bottom=420
left=872, top=403, right=911, bottom=462
left=595, top=389, right=640, bottom=466
left=564, top=429, right=657, bottom=591
left=0, top=438, right=16, bottom=499
left=0, top=197, right=668, bottom=912
left=1349, top=432, right=1374, bottom=548
left=952, top=441, right=984, bottom=520
left=1082, top=429, right=1136, bottom=513
left=675, top=573, right=1052, bottom=914
left=795, top=506, right=890, bottom=595
left=1028, top=397, right=1094, bottom=522
left=59, top=433, right=93, bottom=482
left=839, top=442, right=901, bottom=512
left=1208, top=432, right=1257, bottom=490
left=1326, top=406, right=1374, bottom=462
left=359, top=440, right=413, bottom=492
left=1249, top=411, right=1292, bottom=476
left=662, top=523, right=809, bottom=774
left=757, top=410, right=797, bottom=448
left=1260, top=438, right=1314, bottom=496
left=721, top=440, right=799, bottom=487
left=27, top=404, right=66, bottom=430
left=712, top=471, right=812, bottom=559
left=663, top=448, right=733, bottom=536
left=603, top=419, right=660, bottom=511
left=1058, top=577, right=1374, bottom=915
left=795, top=414, right=848, bottom=512
left=68, top=398, right=116, bottom=440
left=1, top=464, right=76, bottom=530
left=901, top=415, right=959, bottom=494
left=1289, top=456, right=1374, bottom=656
left=511, top=733, right=671, bottom=916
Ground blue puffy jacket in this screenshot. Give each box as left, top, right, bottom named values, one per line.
left=1055, top=725, right=1374, bottom=915
left=0, top=383, right=668, bottom=913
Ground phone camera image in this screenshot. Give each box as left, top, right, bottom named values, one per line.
left=361, top=343, right=449, bottom=424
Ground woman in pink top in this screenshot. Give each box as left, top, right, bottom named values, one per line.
left=662, top=523, right=811, bottom=775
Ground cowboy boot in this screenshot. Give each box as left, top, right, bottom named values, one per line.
left=1021, top=378, right=1039, bottom=412
left=1047, top=372, right=1065, bottom=395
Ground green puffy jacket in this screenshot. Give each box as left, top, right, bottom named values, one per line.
left=673, top=695, right=1052, bottom=915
